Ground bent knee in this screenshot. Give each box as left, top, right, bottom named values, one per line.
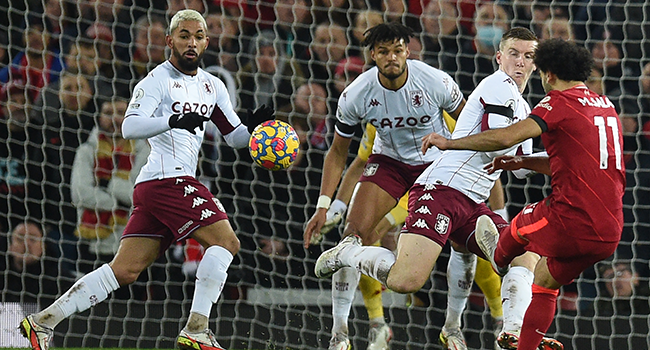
left=386, top=275, right=427, bottom=294
left=111, top=267, right=143, bottom=286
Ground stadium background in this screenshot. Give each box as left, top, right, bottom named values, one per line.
left=0, top=0, right=649, bottom=349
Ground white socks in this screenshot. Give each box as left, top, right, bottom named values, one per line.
left=344, top=245, right=396, bottom=285
left=501, top=266, right=534, bottom=334
left=36, top=264, right=120, bottom=329
left=444, top=249, right=476, bottom=330
left=190, top=245, right=233, bottom=318
left=331, top=267, right=361, bottom=335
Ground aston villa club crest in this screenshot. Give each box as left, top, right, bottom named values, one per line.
left=410, top=90, right=424, bottom=107
left=363, top=163, right=379, bottom=177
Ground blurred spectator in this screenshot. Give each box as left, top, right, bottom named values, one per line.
left=590, top=31, right=640, bottom=104
left=167, top=0, right=206, bottom=15
left=29, top=71, right=96, bottom=258
left=0, top=221, right=74, bottom=306
left=70, top=98, right=149, bottom=272
left=42, top=0, right=79, bottom=54
left=378, top=0, right=421, bottom=32
left=419, top=0, right=466, bottom=68
left=203, top=9, right=243, bottom=73
left=441, top=3, right=510, bottom=96
left=333, top=56, right=365, bottom=96
left=77, top=0, right=134, bottom=64
left=64, top=37, right=118, bottom=109
left=594, top=262, right=650, bottom=316
left=540, top=16, right=574, bottom=41
left=313, top=0, right=353, bottom=27
left=299, top=22, right=350, bottom=112
left=115, top=15, right=167, bottom=97
left=0, top=79, right=42, bottom=232
left=0, top=15, right=65, bottom=103
left=237, top=30, right=301, bottom=113
left=351, top=9, right=383, bottom=65
left=585, top=68, right=605, bottom=96
left=407, top=35, right=422, bottom=60
left=273, top=0, right=313, bottom=59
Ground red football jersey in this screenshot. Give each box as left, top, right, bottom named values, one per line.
left=530, top=85, right=625, bottom=242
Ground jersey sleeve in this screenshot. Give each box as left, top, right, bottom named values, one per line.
left=529, top=93, right=558, bottom=131
left=335, top=87, right=361, bottom=138
left=209, top=75, right=243, bottom=136
left=429, top=69, right=464, bottom=114
left=125, top=75, right=164, bottom=120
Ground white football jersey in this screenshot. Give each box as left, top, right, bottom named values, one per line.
left=416, top=69, right=533, bottom=203
left=125, top=61, right=242, bottom=184
left=336, top=59, right=463, bottom=166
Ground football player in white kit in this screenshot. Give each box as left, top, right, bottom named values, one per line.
left=19, top=10, right=272, bottom=350
left=304, top=23, right=465, bottom=350
left=314, top=28, right=546, bottom=350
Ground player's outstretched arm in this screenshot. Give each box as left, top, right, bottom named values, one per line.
left=485, top=154, right=551, bottom=176
left=303, top=133, right=351, bottom=248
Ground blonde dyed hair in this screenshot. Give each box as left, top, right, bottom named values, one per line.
left=168, top=9, right=207, bottom=35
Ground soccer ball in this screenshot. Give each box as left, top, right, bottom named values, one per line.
left=249, top=120, right=300, bottom=171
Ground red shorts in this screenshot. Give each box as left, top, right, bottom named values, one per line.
left=511, top=200, right=618, bottom=285
left=122, top=176, right=228, bottom=257
left=402, top=184, right=508, bottom=259
left=360, top=154, right=431, bottom=201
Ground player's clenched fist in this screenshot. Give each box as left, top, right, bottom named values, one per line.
left=168, top=112, right=210, bottom=134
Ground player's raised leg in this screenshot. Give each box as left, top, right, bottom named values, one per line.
left=20, top=237, right=159, bottom=350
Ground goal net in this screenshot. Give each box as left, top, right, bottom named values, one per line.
left=1, top=1, right=648, bottom=349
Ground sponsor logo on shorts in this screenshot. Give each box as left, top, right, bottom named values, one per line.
left=200, top=208, right=217, bottom=220
left=192, top=197, right=208, bottom=208
left=184, top=184, right=198, bottom=197
left=417, top=193, right=434, bottom=201
left=363, top=163, right=379, bottom=177
left=178, top=220, right=194, bottom=234
left=435, top=214, right=449, bottom=235
left=424, top=184, right=436, bottom=191
left=414, top=205, right=432, bottom=215
left=412, top=218, right=430, bottom=229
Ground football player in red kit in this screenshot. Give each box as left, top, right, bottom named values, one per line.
left=421, top=38, right=625, bottom=350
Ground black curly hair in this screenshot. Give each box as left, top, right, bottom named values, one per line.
left=361, top=22, right=413, bottom=50
left=534, top=38, right=594, bottom=82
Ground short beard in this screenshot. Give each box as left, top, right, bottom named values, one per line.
left=173, top=48, right=203, bottom=73
left=379, top=64, right=406, bottom=81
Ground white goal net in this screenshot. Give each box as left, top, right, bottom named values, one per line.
left=1, top=1, right=648, bottom=349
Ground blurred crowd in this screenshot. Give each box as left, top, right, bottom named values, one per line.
left=0, top=0, right=648, bottom=321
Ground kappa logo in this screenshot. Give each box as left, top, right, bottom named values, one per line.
left=173, top=81, right=183, bottom=89
left=423, top=184, right=436, bottom=191
left=412, top=218, right=430, bottom=229
left=435, top=213, right=450, bottom=235
left=363, top=163, right=379, bottom=177
left=175, top=178, right=185, bottom=184
left=200, top=208, right=217, bottom=220
left=184, top=185, right=198, bottom=197
left=414, top=205, right=432, bottom=215
left=212, top=198, right=226, bottom=213
left=417, top=193, right=434, bottom=201
left=368, top=98, right=382, bottom=107
left=192, top=197, right=208, bottom=208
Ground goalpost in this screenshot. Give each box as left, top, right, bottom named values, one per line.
left=1, top=1, right=648, bottom=349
